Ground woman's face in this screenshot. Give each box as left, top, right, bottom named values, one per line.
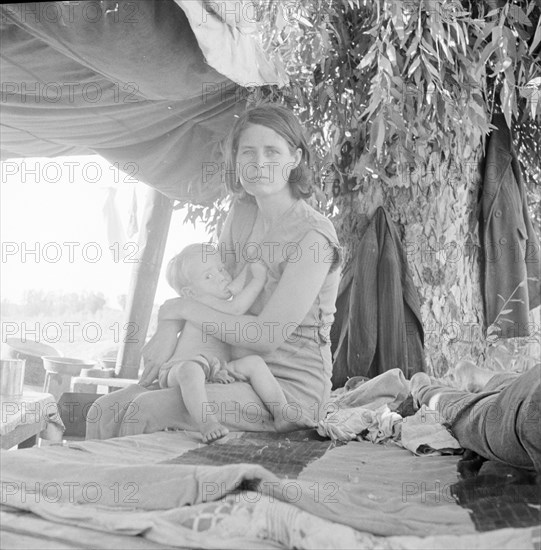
left=236, top=124, right=302, bottom=199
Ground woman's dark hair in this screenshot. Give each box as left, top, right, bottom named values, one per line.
left=223, top=104, right=313, bottom=199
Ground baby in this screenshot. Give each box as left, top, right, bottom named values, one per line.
left=158, top=243, right=300, bottom=442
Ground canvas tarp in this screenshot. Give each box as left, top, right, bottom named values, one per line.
left=0, top=0, right=286, bottom=204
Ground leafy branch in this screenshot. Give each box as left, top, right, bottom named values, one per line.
left=486, top=279, right=527, bottom=342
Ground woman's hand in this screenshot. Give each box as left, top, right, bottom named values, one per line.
left=139, top=321, right=180, bottom=387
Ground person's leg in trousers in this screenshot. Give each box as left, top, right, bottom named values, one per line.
left=411, top=365, right=541, bottom=471
left=86, top=384, right=202, bottom=439
left=86, top=384, right=149, bottom=440
left=117, top=382, right=277, bottom=436
left=87, top=382, right=277, bottom=440
left=466, top=365, right=540, bottom=471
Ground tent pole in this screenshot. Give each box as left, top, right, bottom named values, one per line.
left=116, top=189, right=173, bottom=379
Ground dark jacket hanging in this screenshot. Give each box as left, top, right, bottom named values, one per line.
left=481, top=114, right=541, bottom=338
left=331, top=207, right=426, bottom=388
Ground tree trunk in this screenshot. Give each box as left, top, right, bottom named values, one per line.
left=334, top=143, right=487, bottom=377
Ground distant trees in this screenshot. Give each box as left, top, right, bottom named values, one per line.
left=9, top=289, right=109, bottom=316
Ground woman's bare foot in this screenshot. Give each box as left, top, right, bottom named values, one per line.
left=409, top=372, right=431, bottom=407
left=452, top=360, right=495, bottom=392
left=200, top=422, right=229, bottom=443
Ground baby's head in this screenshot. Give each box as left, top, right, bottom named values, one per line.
left=166, top=243, right=232, bottom=299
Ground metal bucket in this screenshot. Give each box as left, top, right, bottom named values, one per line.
left=1, top=339, right=61, bottom=386
left=0, top=359, right=26, bottom=399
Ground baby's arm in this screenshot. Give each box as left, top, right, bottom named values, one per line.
left=196, top=262, right=266, bottom=315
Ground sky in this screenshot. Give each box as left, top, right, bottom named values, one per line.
left=0, top=156, right=211, bottom=307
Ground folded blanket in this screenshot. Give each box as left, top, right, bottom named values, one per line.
left=399, top=406, right=462, bottom=456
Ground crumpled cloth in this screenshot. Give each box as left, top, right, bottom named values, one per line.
left=319, top=370, right=463, bottom=455
left=176, top=0, right=288, bottom=87
left=317, top=405, right=402, bottom=444
left=399, top=405, right=462, bottom=456
left=0, top=390, right=65, bottom=442
left=318, top=369, right=408, bottom=443
left=330, top=368, right=410, bottom=411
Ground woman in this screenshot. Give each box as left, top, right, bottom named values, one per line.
left=87, top=104, right=342, bottom=439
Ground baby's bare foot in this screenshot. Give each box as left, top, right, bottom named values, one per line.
left=201, top=422, right=229, bottom=443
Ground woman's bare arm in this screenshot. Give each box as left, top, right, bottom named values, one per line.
left=158, top=231, right=333, bottom=354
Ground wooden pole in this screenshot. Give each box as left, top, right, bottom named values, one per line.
left=116, top=188, right=173, bottom=378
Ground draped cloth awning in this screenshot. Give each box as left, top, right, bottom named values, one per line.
left=0, top=1, right=287, bottom=204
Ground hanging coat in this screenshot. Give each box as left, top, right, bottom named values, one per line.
left=481, top=114, right=541, bottom=338
left=331, top=207, right=426, bottom=388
